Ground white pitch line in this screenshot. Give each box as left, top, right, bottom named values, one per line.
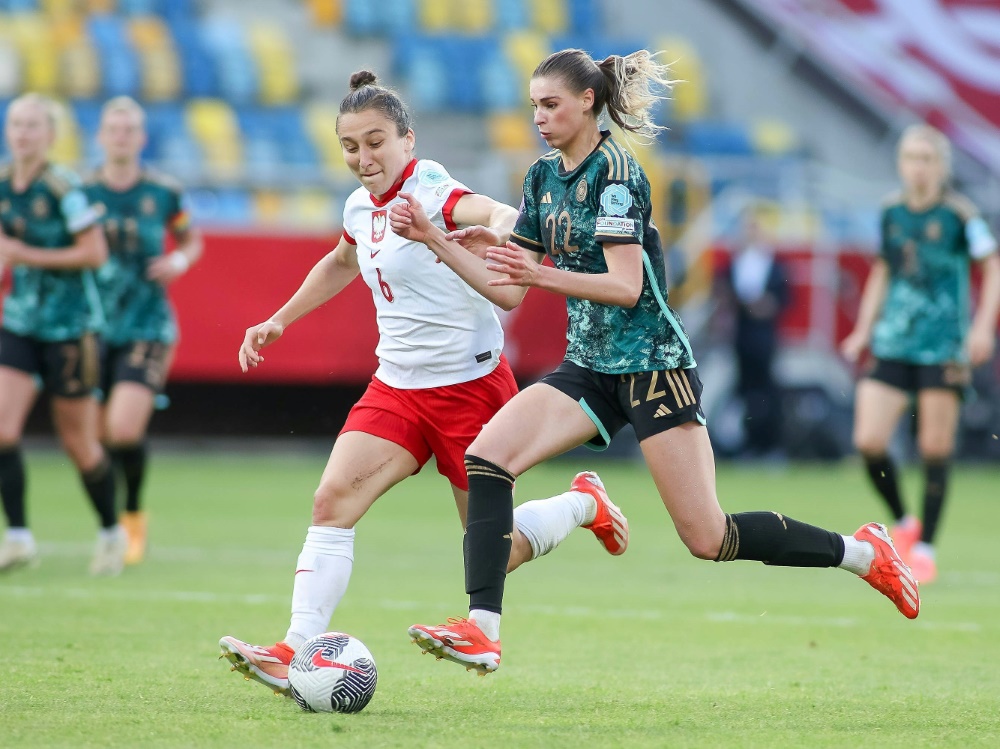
left=0, top=585, right=984, bottom=632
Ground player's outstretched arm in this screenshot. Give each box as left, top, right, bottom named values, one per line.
left=238, top=236, right=360, bottom=372
left=0, top=224, right=107, bottom=270
left=148, top=227, right=204, bottom=285
left=967, top=252, right=1000, bottom=366
left=841, top=258, right=890, bottom=363
left=485, top=241, right=644, bottom=308
left=389, top=193, right=528, bottom=311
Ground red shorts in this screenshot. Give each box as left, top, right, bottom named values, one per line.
left=340, top=356, right=518, bottom=490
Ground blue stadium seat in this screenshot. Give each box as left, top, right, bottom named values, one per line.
left=158, top=0, right=197, bottom=23
left=551, top=34, right=647, bottom=63
left=87, top=15, right=142, bottom=97
left=169, top=20, right=219, bottom=98
left=567, top=0, right=599, bottom=32
left=447, top=37, right=488, bottom=111
left=383, top=0, right=416, bottom=35
left=238, top=106, right=318, bottom=169
left=4, top=0, right=38, bottom=11
left=495, top=0, right=528, bottom=30
left=480, top=50, right=520, bottom=111
left=344, top=0, right=379, bottom=35
left=200, top=18, right=258, bottom=105
left=118, top=0, right=158, bottom=15
left=144, top=101, right=186, bottom=161
left=683, top=120, right=754, bottom=156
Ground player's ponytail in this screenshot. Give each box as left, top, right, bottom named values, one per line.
left=533, top=49, right=673, bottom=141
left=338, top=70, right=412, bottom=137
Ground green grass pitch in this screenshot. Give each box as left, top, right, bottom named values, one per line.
left=1, top=449, right=998, bottom=748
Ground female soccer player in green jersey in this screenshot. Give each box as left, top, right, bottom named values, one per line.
left=842, top=124, right=1000, bottom=584
left=403, top=48, right=922, bottom=675
left=86, top=96, right=203, bottom=565
left=0, top=93, right=124, bottom=575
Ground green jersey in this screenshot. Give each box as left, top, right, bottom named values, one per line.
left=85, top=170, right=190, bottom=346
left=0, top=162, right=104, bottom=341
left=872, top=190, right=997, bottom=364
left=510, top=132, right=695, bottom=374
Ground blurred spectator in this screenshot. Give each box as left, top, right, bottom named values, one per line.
left=715, top=206, right=790, bottom=457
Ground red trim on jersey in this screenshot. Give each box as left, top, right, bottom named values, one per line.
left=370, top=159, right=418, bottom=207
left=342, top=227, right=356, bottom=245
left=442, top=188, right=473, bottom=232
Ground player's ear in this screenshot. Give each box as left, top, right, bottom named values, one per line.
left=581, top=88, right=595, bottom=115
left=403, top=128, right=415, bottom=153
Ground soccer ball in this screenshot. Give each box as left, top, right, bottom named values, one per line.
left=288, top=632, right=378, bottom=714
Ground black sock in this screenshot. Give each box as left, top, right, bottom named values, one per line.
left=864, top=455, right=906, bottom=521
left=110, top=442, right=147, bottom=513
left=921, top=460, right=950, bottom=545
left=715, top=512, right=845, bottom=567
left=81, top=457, right=118, bottom=529
left=463, top=455, right=515, bottom=615
left=0, top=446, right=27, bottom=529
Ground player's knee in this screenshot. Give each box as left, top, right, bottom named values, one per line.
left=853, top=431, right=887, bottom=458
left=312, top=479, right=354, bottom=526
left=678, top=526, right=722, bottom=561
left=0, top=423, right=22, bottom=446
left=105, top=421, right=144, bottom=446
left=918, top=437, right=953, bottom=461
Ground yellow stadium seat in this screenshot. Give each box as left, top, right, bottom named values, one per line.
left=308, top=0, right=342, bottom=26
left=247, top=23, right=299, bottom=105
left=655, top=35, right=707, bottom=122
left=129, top=17, right=181, bottom=101
left=185, top=98, right=243, bottom=177
left=530, top=0, right=567, bottom=34
left=41, top=0, right=77, bottom=18
left=503, top=30, right=550, bottom=86
left=61, top=40, right=101, bottom=99
left=253, top=190, right=286, bottom=226
left=304, top=102, right=351, bottom=179
left=85, top=0, right=116, bottom=12
left=291, top=189, right=337, bottom=231
left=455, top=0, right=493, bottom=33
left=11, top=14, right=60, bottom=94
left=488, top=111, right=535, bottom=152
left=50, top=100, right=81, bottom=166
left=751, top=118, right=799, bottom=155
left=417, top=0, right=451, bottom=31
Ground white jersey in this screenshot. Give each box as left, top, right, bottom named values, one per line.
left=341, top=159, right=504, bottom=389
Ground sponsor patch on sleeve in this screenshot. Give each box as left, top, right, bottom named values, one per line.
left=596, top=217, right=636, bottom=235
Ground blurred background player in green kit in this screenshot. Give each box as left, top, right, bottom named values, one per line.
left=842, top=124, right=1000, bottom=584
left=85, top=96, right=202, bottom=565
left=0, top=93, right=122, bottom=575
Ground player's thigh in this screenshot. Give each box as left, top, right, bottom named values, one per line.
left=50, top=394, right=103, bottom=470
left=852, top=378, right=910, bottom=455
left=104, top=382, right=157, bottom=445
left=915, top=388, right=961, bottom=459
left=467, top=382, right=599, bottom=476
left=0, top=366, right=40, bottom=445
left=314, top=431, right=421, bottom=527
left=640, top=422, right=726, bottom=559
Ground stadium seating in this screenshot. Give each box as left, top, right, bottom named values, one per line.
left=0, top=0, right=811, bottom=230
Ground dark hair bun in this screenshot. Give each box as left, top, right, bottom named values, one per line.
left=349, top=70, right=378, bottom=91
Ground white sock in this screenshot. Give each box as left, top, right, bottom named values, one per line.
left=285, top=525, right=355, bottom=650
left=839, top=535, right=876, bottom=576
left=99, top=525, right=124, bottom=541
left=5, top=527, right=34, bottom=544
left=513, top=491, right=595, bottom=559
left=469, top=609, right=501, bottom=641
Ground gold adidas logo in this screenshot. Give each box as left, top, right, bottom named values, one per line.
left=540, top=192, right=552, bottom=204
left=653, top=403, right=673, bottom=419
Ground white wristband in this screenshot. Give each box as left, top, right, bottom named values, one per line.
left=168, top=252, right=191, bottom=273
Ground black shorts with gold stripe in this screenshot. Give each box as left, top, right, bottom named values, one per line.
left=539, top=359, right=706, bottom=450
left=0, top=328, right=102, bottom=398
left=101, top=340, right=172, bottom=395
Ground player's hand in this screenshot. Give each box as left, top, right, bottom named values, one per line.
left=239, top=319, right=284, bottom=372
left=147, top=252, right=190, bottom=285
left=444, top=226, right=502, bottom=260
left=0, top=234, right=27, bottom=266
left=840, top=329, right=868, bottom=363
left=966, top=325, right=996, bottom=367
left=388, top=193, right=433, bottom=244
left=485, top=242, right=539, bottom=287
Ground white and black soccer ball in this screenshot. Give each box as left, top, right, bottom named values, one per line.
left=288, top=632, right=378, bottom=714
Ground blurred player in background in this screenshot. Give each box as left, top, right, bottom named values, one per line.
left=85, top=96, right=202, bottom=565
left=841, top=124, right=1000, bottom=584
left=219, top=71, right=628, bottom=696
left=0, top=93, right=124, bottom=575
left=408, top=48, right=921, bottom=677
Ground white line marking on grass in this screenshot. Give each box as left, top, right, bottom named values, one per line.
left=707, top=610, right=981, bottom=633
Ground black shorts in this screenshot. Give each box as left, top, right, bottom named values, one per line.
left=102, top=340, right=172, bottom=394
left=0, top=328, right=102, bottom=398
left=539, top=360, right=706, bottom=450
left=867, top=358, right=969, bottom=396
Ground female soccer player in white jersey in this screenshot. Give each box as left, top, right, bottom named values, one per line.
left=406, top=49, right=922, bottom=676
left=841, top=124, right=1000, bottom=584
left=219, top=71, right=628, bottom=696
